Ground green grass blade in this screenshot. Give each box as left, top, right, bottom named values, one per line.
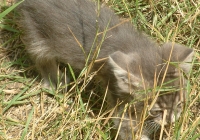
left=2, top=78, right=36, bottom=114
left=0, top=24, right=19, bottom=32
left=20, top=107, right=34, bottom=140
left=0, top=0, right=23, bottom=19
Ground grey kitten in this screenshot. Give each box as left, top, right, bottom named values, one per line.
left=17, top=0, right=194, bottom=139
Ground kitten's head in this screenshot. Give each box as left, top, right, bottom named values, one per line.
left=103, top=42, right=193, bottom=131
left=148, top=42, right=194, bottom=126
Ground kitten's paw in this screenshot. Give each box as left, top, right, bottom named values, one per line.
left=41, top=76, right=69, bottom=92
left=141, top=135, right=150, bottom=140
left=42, top=80, right=56, bottom=91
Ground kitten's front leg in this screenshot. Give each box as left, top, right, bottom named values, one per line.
left=35, top=58, right=68, bottom=91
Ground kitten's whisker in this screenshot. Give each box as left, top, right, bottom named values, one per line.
left=144, top=120, right=161, bottom=134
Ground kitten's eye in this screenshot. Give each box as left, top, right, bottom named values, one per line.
left=149, top=109, right=163, bottom=117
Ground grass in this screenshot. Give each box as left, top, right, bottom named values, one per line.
left=0, top=0, right=200, bottom=140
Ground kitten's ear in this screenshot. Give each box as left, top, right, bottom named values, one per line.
left=162, top=42, right=194, bottom=74
left=108, top=51, right=141, bottom=87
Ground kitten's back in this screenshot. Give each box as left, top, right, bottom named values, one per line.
left=18, top=0, right=160, bottom=72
